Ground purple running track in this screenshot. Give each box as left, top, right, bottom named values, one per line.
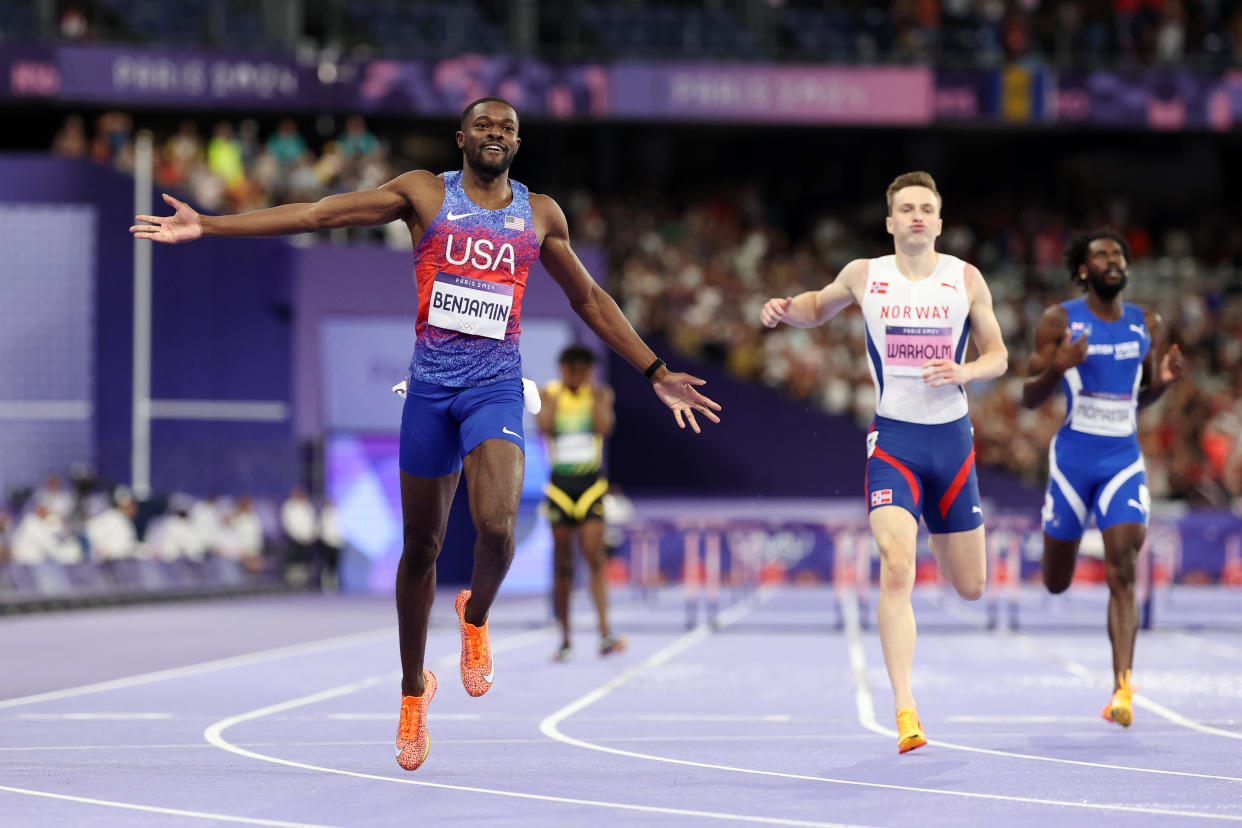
left=2, top=585, right=1241, bottom=827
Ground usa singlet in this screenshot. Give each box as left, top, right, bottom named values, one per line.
left=409, top=170, right=541, bottom=387
left=1042, top=298, right=1152, bottom=540
left=861, top=254, right=983, bottom=533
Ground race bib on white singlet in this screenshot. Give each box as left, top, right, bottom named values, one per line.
left=554, top=433, right=596, bottom=465
left=1070, top=390, right=1134, bottom=437
left=427, top=272, right=513, bottom=340
left=884, top=325, right=954, bottom=376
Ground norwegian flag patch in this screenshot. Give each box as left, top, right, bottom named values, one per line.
left=504, top=215, right=525, bottom=231
left=870, top=489, right=893, bottom=507
left=869, top=281, right=888, bottom=294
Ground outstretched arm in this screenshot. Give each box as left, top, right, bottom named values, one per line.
left=535, top=194, right=721, bottom=433
left=759, top=259, right=866, bottom=329
left=1022, top=304, right=1087, bottom=408
left=130, top=170, right=437, bottom=242
left=1137, top=310, right=1184, bottom=408
left=923, top=264, right=1008, bottom=387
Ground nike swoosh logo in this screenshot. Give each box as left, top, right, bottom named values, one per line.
left=501, top=426, right=522, bottom=441
left=483, top=665, right=495, bottom=683
left=1127, top=498, right=1146, bottom=513
left=394, top=746, right=403, bottom=758
left=446, top=210, right=479, bottom=221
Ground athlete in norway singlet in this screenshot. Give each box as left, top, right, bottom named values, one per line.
left=410, top=170, right=541, bottom=387
left=861, top=253, right=973, bottom=424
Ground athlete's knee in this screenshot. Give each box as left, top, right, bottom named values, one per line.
left=581, top=546, right=606, bottom=573
left=877, top=550, right=915, bottom=591
left=473, top=507, right=517, bottom=549
left=955, top=573, right=986, bottom=602
left=1043, top=567, right=1072, bottom=594
left=399, top=525, right=440, bottom=574
left=553, top=561, right=575, bottom=581
left=1105, top=557, right=1137, bottom=592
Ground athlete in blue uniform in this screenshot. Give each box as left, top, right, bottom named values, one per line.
left=132, top=98, right=721, bottom=770
left=1023, top=228, right=1184, bottom=727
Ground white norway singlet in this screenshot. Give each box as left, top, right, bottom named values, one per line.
left=861, top=253, right=973, bottom=425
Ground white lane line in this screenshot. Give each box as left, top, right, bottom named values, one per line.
left=203, top=623, right=858, bottom=828
left=1056, top=658, right=1242, bottom=741
left=18, top=713, right=174, bottom=720
left=0, top=627, right=395, bottom=710
left=933, top=589, right=1242, bottom=744
left=536, top=585, right=1242, bottom=820
left=841, top=588, right=1242, bottom=787
left=1167, top=632, right=1242, bottom=662
left=0, top=784, right=340, bottom=828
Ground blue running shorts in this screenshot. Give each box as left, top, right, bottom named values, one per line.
left=865, top=414, right=984, bottom=534
left=1042, top=433, right=1148, bottom=540
left=399, top=377, right=525, bottom=478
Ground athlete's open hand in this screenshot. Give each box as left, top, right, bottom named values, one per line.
left=130, top=194, right=203, bottom=244
left=1160, top=343, right=1185, bottom=384
left=760, top=297, right=793, bottom=328
left=922, top=358, right=974, bottom=387
left=652, top=372, right=721, bottom=433
left=1053, top=327, right=1089, bottom=373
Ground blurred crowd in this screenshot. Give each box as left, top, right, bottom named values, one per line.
left=0, top=469, right=345, bottom=591
left=51, top=111, right=410, bottom=245
left=598, top=190, right=1242, bottom=509
left=882, top=0, right=1242, bottom=66
left=24, top=0, right=1242, bottom=67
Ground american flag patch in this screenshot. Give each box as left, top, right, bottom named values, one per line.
left=870, top=489, right=893, bottom=507
left=504, top=215, right=525, bottom=231
left=869, top=281, right=888, bottom=294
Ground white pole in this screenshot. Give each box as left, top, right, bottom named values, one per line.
left=131, top=130, right=153, bottom=499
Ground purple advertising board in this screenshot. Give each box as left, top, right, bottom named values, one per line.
left=353, top=55, right=610, bottom=118
left=611, top=62, right=934, bottom=124
left=1054, top=69, right=1242, bottom=131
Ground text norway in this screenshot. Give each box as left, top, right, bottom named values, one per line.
left=431, top=292, right=509, bottom=321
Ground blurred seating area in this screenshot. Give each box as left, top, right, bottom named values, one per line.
left=0, top=467, right=345, bottom=611
left=51, top=111, right=409, bottom=245
left=7, top=0, right=1241, bottom=67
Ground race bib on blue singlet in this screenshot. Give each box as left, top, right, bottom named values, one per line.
left=1070, top=390, right=1134, bottom=437
left=427, top=272, right=513, bottom=340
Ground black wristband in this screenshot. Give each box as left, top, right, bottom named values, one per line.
left=643, top=358, right=665, bottom=379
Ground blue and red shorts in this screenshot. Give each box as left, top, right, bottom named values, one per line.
left=865, top=414, right=983, bottom=534
left=399, top=377, right=525, bottom=478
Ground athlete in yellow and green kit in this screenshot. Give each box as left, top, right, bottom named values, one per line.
left=538, top=345, right=626, bottom=661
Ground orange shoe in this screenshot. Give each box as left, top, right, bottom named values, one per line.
left=456, top=589, right=494, bottom=697
left=395, top=670, right=436, bottom=771
left=1101, top=669, right=1135, bottom=727
left=897, top=708, right=927, bottom=754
